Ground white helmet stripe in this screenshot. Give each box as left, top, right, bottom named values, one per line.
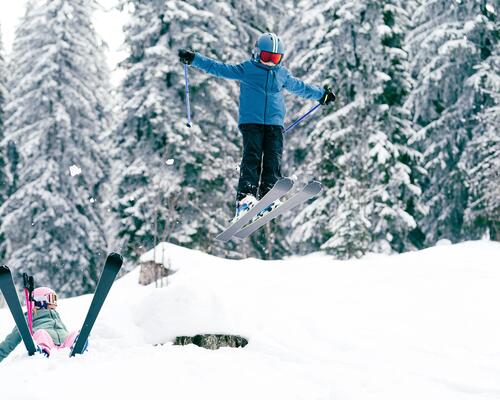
left=270, top=32, right=278, bottom=53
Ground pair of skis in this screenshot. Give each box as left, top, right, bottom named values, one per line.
left=0, top=253, right=123, bottom=359
left=216, top=178, right=322, bottom=242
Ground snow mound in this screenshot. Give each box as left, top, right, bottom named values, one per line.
left=1, top=240, right=499, bottom=400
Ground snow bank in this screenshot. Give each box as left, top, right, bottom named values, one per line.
left=1, top=240, right=499, bottom=400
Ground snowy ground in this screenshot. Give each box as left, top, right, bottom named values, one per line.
left=1, top=240, right=499, bottom=400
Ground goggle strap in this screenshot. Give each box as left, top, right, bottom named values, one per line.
left=33, top=293, right=57, bottom=307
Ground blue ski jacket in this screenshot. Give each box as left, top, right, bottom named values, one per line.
left=191, top=53, right=324, bottom=126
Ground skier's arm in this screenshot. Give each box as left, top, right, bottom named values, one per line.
left=191, top=53, right=245, bottom=81
left=283, top=70, right=324, bottom=101
left=0, top=326, right=22, bottom=362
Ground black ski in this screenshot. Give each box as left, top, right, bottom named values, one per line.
left=234, top=181, right=322, bottom=239
left=216, top=178, right=294, bottom=242
left=0, top=265, right=37, bottom=356
left=70, top=252, right=123, bottom=357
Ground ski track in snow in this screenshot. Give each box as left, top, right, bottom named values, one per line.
left=1, top=240, right=499, bottom=400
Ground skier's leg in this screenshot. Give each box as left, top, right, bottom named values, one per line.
left=236, top=124, right=265, bottom=201
left=60, top=330, right=78, bottom=349
left=61, top=330, right=89, bottom=353
left=32, top=329, right=56, bottom=355
left=260, top=125, right=284, bottom=198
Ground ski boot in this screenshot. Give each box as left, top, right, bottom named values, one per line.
left=70, top=333, right=89, bottom=354
left=36, top=344, right=50, bottom=357
left=233, top=194, right=257, bottom=222
left=252, top=199, right=282, bottom=222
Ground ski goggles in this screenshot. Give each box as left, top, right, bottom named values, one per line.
left=260, top=50, right=283, bottom=64
left=33, top=293, right=58, bottom=308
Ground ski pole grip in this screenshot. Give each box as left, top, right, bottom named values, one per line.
left=28, top=276, right=34, bottom=297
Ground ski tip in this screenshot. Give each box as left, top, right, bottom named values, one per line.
left=303, top=180, right=322, bottom=194
left=107, top=253, right=123, bottom=268
left=277, top=177, right=294, bottom=190
left=311, top=180, right=323, bottom=191
left=0, top=265, right=10, bottom=274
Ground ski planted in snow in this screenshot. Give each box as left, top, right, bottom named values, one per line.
left=70, top=252, right=123, bottom=357
left=0, top=265, right=37, bottom=356
left=234, top=181, right=322, bottom=239
left=216, top=177, right=294, bottom=242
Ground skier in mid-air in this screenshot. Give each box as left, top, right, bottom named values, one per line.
left=179, top=32, right=335, bottom=221
left=0, top=287, right=85, bottom=361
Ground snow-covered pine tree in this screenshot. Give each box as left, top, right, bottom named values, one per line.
left=407, top=0, right=498, bottom=245
left=0, top=0, right=111, bottom=296
left=463, top=105, right=500, bottom=240
left=287, top=0, right=423, bottom=256
left=320, top=177, right=372, bottom=258
left=112, top=0, right=181, bottom=262
left=363, top=1, right=425, bottom=253
left=0, top=26, right=8, bottom=261
left=0, top=26, right=8, bottom=204
left=461, top=33, right=500, bottom=241
left=114, top=0, right=286, bottom=261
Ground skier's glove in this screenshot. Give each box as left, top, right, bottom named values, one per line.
left=178, top=49, right=195, bottom=65
left=319, top=86, right=336, bottom=105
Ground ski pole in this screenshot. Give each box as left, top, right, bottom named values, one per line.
left=27, top=275, right=34, bottom=335
left=23, top=273, right=34, bottom=335
left=284, top=103, right=322, bottom=135
left=22, top=287, right=32, bottom=334
left=184, top=63, right=192, bottom=128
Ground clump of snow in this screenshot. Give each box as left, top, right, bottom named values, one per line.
left=69, top=165, right=82, bottom=176
left=485, top=3, right=495, bottom=13
left=1, top=240, right=500, bottom=400
left=377, top=24, right=392, bottom=37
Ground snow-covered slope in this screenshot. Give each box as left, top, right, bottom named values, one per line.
left=1, top=241, right=499, bottom=400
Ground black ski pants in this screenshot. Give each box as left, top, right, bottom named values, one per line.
left=237, top=123, right=284, bottom=201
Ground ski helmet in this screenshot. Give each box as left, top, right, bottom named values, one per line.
left=253, top=32, right=285, bottom=64
left=32, top=287, right=58, bottom=309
